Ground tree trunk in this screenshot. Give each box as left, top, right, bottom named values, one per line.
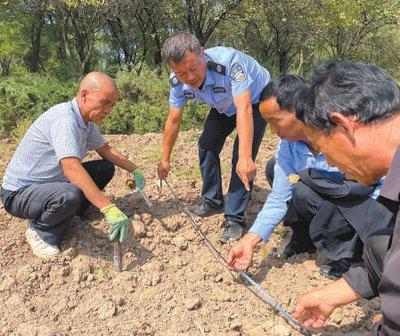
left=29, top=10, right=46, bottom=73
left=278, top=48, right=288, bottom=74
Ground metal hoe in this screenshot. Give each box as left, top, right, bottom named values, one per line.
left=138, top=190, right=153, bottom=207
left=162, top=178, right=311, bottom=336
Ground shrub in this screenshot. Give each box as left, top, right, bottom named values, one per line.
left=0, top=74, right=76, bottom=135
left=0, top=67, right=209, bottom=137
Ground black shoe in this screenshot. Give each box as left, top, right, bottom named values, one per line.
left=320, top=258, right=353, bottom=280
left=186, top=199, right=223, bottom=217
left=282, top=234, right=316, bottom=259
left=219, top=221, right=244, bottom=244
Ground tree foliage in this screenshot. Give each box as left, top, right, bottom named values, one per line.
left=1, top=0, right=398, bottom=77
left=0, top=0, right=399, bottom=134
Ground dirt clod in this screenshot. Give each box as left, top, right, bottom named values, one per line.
left=132, top=220, right=146, bottom=238
left=185, top=298, right=202, bottom=311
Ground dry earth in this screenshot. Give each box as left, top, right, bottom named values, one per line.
left=0, top=131, right=380, bottom=336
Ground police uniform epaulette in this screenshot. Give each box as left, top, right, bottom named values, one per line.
left=207, top=61, right=226, bottom=75
left=169, top=75, right=181, bottom=87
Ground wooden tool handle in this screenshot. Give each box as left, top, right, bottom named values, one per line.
left=113, top=240, right=122, bottom=272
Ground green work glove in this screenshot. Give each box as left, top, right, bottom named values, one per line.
left=132, top=168, right=145, bottom=191
left=100, top=204, right=129, bottom=243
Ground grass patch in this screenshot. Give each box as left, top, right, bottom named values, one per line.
left=273, top=223, right=288, bottom=239
left=173, top=166, right=201, bottom=180
left=182, top=132, right=201, bottom=143
left=11, top=118, right=33, bottom=142
left=141, top=145, right=177, bottom=163
left=142, top=146, right=163, bottom=162
left=94, top=267, right=106, bottom=280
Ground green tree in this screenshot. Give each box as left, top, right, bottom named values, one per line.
left=0, top=2, right=29, bottom=75
left=317, top=0, right=399, bottom=60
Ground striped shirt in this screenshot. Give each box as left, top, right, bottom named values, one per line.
left=2, top=98, right=105, bottom=191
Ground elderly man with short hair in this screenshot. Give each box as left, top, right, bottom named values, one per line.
left=292, top=62, right=400, bottom=335
left=1, top=72, right=144, bottom=258
left=157, top=32, right=270, bottom=243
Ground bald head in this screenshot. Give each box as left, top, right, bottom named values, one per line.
left=76, top=71, right=118, bottom=124
left=78, top=71, right=117, bottom=93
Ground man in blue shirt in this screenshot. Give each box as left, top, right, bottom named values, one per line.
left=1, top=72, right=145, bottom=259
left=228, top=75, right=392, bottom=278
left=157, top=32, right=270, bottom=243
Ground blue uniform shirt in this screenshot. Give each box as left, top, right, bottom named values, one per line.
left=2, top=98, right=105, bottom=191
left=249, top=140, right=382, bottom=241
left=169, top=46, right=270, bottom=117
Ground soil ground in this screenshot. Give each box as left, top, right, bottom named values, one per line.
left=0, top=131, right=379, bottom=336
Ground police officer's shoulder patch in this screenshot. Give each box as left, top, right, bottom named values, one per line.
left=169, top=75, right=181, bottom=87
left=229, top=62, right=246, bottom=83
left=207, top=61, right=226, bottom=75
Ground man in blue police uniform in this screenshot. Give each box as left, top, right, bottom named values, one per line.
left=157, top=33, right=270, bottom=243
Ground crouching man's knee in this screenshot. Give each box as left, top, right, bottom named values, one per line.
left=40, top=185, right=83, bottom=226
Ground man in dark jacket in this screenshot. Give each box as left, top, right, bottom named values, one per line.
left=293, top=62, right=400, bottom=336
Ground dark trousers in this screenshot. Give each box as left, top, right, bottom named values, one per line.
left=344, top=227, right=400, bottom=336
left=0, top=159, right=115, bottom=245
left=343, top=227, right=393, bottom=299
left=265, top=157, right=393, bottom=261
left=199, top=105, right=266, bottom=224
left=265, top=155, right=275, bottom=187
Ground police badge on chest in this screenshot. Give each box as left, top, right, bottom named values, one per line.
left=184, top=92, right=195, bottom=99
left=213, top=87, right=226, bottom=93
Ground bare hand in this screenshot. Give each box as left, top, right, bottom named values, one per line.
left=293, top=290, right=336, bottom=328
left=236, top=157, right=256, bottom=191
left=157, top=160, right=170, bottom=180
left=227, top=235, right=258, bottom=270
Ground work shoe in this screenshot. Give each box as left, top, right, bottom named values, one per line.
left=186, top=199, right=223, bottom=217
left=25, top=227, right=60, bottom=259
left=219, top=221, right=243, bottom=244
left=282, top=232, right=316, bottom=259
left=320, top=258, right=354, bottom=280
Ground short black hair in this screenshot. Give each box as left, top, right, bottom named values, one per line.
left=162, top=32, right=202, bottom=64
left=296, top=62, right=400, bottom=133
left=260, top=75, right=307, bottom=112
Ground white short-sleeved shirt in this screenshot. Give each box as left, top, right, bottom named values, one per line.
left=2, top=98, right=105, bottom=191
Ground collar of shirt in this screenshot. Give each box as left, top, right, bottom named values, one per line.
left=297, top=140, right=313, bottom=154
left=296, top=140, right=324, bottom=159
left=70, top=98, right=87, bottom=130
left=181, top=55, right=217, bottom=92
left=203, top=53, right=217, bottom=88
left=204, top=70, right=216, bottom=87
